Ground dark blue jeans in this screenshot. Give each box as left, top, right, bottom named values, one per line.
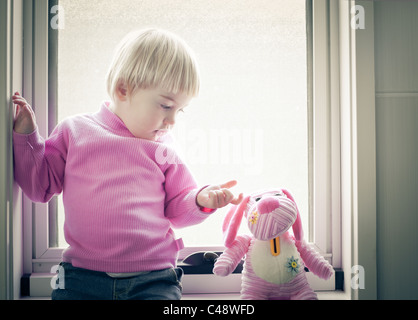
left=51, top=262, right=183, bottom=300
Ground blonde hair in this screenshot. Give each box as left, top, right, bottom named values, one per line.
left=106, top=28, right=200, bottom=100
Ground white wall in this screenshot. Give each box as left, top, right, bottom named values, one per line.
left=374, top=1, right=418, bottom=300
left=0, top=0, right=13, bottom=300
left=12, top=0, right=24, bottom=300
left=0, top=0, right=24, bottom=300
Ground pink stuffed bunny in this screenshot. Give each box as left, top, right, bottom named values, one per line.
left=213, top=189, right=334, bottom=300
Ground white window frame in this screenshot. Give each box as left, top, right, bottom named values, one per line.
left=22, top=0, right=344, bottom=297
left=22, top=0, right=63, bottom=272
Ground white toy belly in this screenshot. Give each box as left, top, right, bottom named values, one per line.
left=249, top=236, right=302, bottom=285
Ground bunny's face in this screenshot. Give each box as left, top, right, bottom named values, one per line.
left=246, top=191, right=298, bottom=241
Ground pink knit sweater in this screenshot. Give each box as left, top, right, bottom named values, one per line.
left=13, top=102, right=212, bottom=273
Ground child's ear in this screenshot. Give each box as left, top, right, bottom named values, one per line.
left=115, top=80, right=129, bottom=101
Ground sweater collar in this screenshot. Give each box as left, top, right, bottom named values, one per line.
left=95, top=102, right=172, bottom=144
left=95, top=101, right=136, bottom=137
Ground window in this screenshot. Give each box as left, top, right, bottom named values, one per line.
left=24, top=0, right=340, bottom=296
left=52, top=0, right=309, bottom=249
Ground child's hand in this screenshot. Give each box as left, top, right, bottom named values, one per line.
left=197, top=180, right=244, bottom=210
left=12, top=92, right=37, bottom=135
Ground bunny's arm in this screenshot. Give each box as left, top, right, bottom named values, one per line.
left=213, top=235, right=251, bottom=277
left=296, top=240, right=334, bottom=280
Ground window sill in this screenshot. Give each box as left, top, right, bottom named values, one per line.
left=22, top=270, right=342, bottom=298
left=182, top=291, right=349, bottom=300
left=20, top=291, right=349, bottom=300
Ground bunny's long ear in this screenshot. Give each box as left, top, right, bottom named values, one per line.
left=282, top=189, right=304, bottom=241
left=223, top=195, right=251, bottom=248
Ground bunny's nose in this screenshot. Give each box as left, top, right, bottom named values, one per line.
left=257, top=197, right=280, bottom=215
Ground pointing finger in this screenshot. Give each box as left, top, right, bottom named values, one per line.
left=219, top=180, right=238, bottom=189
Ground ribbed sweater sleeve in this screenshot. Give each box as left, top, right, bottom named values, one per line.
left=161, top=147, right=212, bottom=228
left=13, top=124, right=67, bottom=203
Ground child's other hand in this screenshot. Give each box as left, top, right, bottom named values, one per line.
left=197, top=180, right=244, bottom=210
left=12, top=92, right=37, bottom=135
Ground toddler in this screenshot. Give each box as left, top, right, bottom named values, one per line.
left=12, top=28, right=243, bottom=300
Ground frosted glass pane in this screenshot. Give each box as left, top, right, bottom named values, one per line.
left=56, top=0, right=308, bottom=247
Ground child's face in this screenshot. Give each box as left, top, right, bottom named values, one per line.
left=121, top=87, right=192, bottom=141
